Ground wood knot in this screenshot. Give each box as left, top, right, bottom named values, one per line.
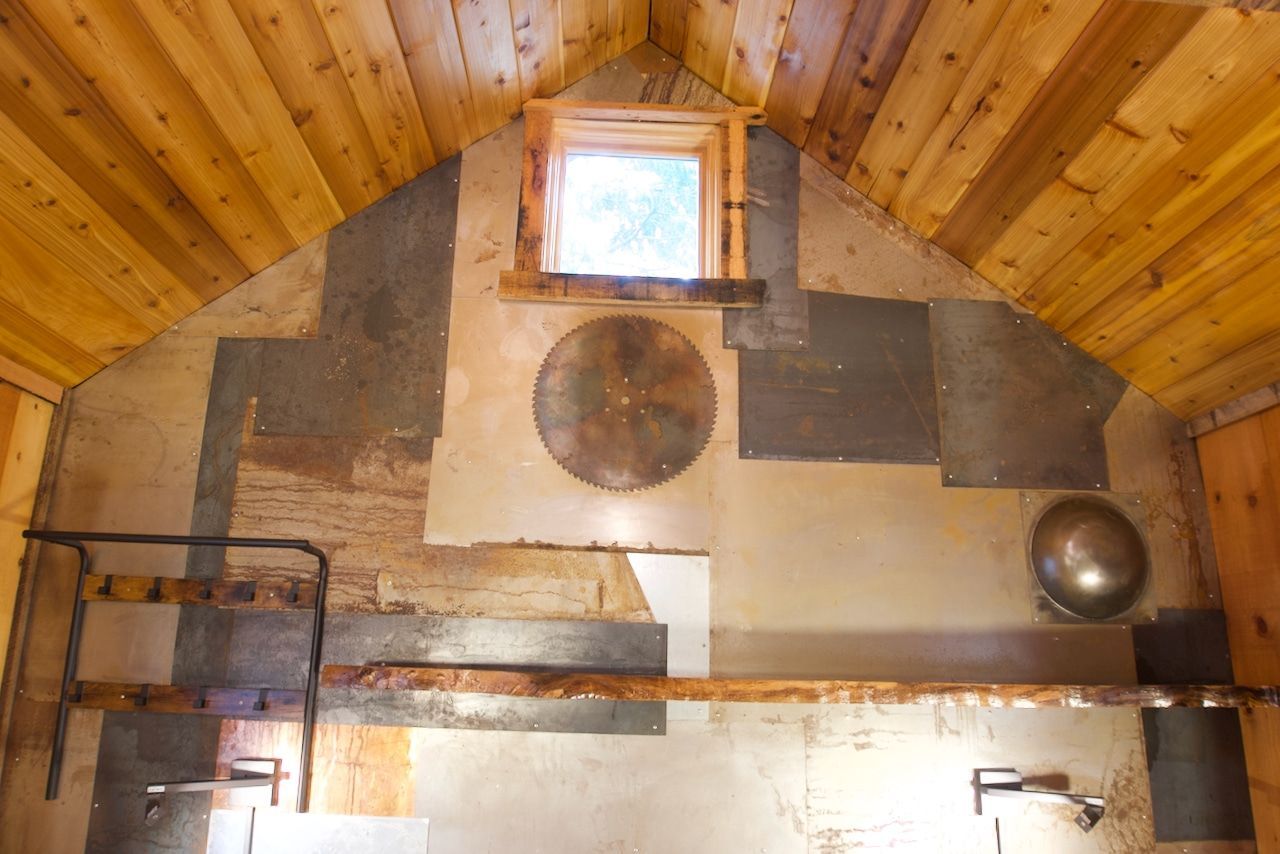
left=1256, top=615, right=1269, bottom=637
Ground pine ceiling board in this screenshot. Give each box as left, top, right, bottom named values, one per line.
left=1158, top=328, right=1280, bottom=419
left=131, top=0, right=344, bottom=244
left=21, top=0, right=298, bottom=271
left=800, top=0, right=930, bottom=176
left=0, top=213, right=153, bottom=364
left=607, top=0, right=648, bottom=58
left=0, top=303, right=102, bottom=387
left=649, top=0, right=688, bottom=59
left=974, top=9, right=1280, bottom=297
left=454, top=0, right=523, bottom=129
left=510, top=0, right=567, bottom=100
left=760, top=0, right=855, bottom=147
left=681, top=0, right=738, bottom=92
left=0, top=109, right=203, bottom=332
left=310, top=0, right=436, bottom=187
left=930, top=0, right=1205, bottom=265
left=1070, top=165, right=1280, bottom=361
left=722, top=0, right=795, bottom=106
left=228, top=0, right=394, bottom=215
left=1029, top=86, right=1280, bottom=330
left=389, top=0, right=481, bottom=159
left=848, top=0, right=1010, bottom=206
left=1110, top=253, right=1280, bottom=393
left=0, top=0, right=247, bottom=297
left=888, top=0, right=1106, bottom=238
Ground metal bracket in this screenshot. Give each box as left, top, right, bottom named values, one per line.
left=193, top=686, right=208, bottom=710
left=253, top=688, right=269, bottom=712
left=198, top=579, right=213, bottom=600
left=145, top=577, right=163, bottom=602
left=67, top=681, right=84, bottom=704
left=286, top=580, right=300, bottom=604
left=146, top=758, right=282, bottom=808
left=134, top=683, right=151, bottom=707
left=96, top=575, right=113, bottom=596
left=242, top=580, right=257, bottom=603
left=974, top=768, right=1106, bottom=832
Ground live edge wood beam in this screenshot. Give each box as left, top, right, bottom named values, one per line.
left=498, top=270, right=765, bottom=308
left=322, top=666, right=1280, bottom=710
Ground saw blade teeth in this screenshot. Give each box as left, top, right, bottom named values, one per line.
left=531, top=313, right=718, bottom=492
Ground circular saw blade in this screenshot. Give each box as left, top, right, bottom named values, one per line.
left=533, top=315, right=717, bottom=491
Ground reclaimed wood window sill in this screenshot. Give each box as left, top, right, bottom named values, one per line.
left=498, top=269, right=765, bottom=308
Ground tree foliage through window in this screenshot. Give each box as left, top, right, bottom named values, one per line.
left=559, top=153, right=700, bottom=278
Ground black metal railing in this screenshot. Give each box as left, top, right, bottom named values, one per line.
left=22, top=530, right=329, bottom=812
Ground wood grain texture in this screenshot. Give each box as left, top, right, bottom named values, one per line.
left=722, top=0, right=795, bottom=106
left=510, top=0, right=567, bottom=100
left=931, top=0, right=1205, bottom=264
left=0, top=388, right=51, bottom=684
left=802, top=0, right=930, bottom=175
left=0, top=357, right=62, bottom=405
left=455, top=0, right=523, bottom=125
left=323, top=665, right=1280, bottom=708
left=649, top=0, right=688, bottom=59
left=81, top=574, right=317, bottom=609
left=761, top=0, right=856, bottom=146
left=390, top=0, right=481, bottom=159
left=1197, top=406, right=1280, bottom=848
left=498, top=269, right=764, bottom=305
left=849, top=0, right=1010, bottom=205
left=65, top=682, right=304, bottom=720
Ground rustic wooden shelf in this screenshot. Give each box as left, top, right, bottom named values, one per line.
left=66, top=682, right=304, bottom=720
left=81, top=573, right=316, bottom=609
left=498, top=270, right=765, bottom=308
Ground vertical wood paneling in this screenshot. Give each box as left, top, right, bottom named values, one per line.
left=0, top=0, right=247, bottom=296
left=722, top=0, right=795, bottom=106
left=848, top=0, right=1009, bottom=205
left=129, top=0, right=344, bottom=243
left=681, top=0, right=738, bottom=91
left=310, top=0, right=436, bottom=186
left=389, top=0, right=481, bottom=158
left=761, top=0, right=856, bottom=147
left=0, top=109, right=203, bottom=330
left=973, top=10, right=1280, bottom=297
left=227, top=0, right=394, bottom=214
left=453, top=0, right=523, bottom=126
left=21, top=0, right=298, bottom=270
left=889, top=0, right=1106, bottom=237
left=560, top=0, right=610, bottom=86
left=510, top=0, right=566, bottom=99
left=801, top=0, right=930, bottom=176
left=606, top=0, right=648, bottom=58
left=1197, top=408, right=1280, bottom=845
left=930, top=1, right=1205, bottom=264
left=649, top=0, right=688, bottom=59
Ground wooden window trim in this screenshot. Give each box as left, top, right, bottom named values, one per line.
left=505, top=100, right=766, bottom=308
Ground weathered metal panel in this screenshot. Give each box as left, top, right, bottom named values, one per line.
left=930, top=299, right=1128, bottom=490
left=739, top=293, right=939, bottom=463
left=723, top=127, right=807, bottom=352
left=255, top=156, right=460, bottom=438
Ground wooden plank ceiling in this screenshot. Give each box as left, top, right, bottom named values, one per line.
left=655, top=0, right=1280, bottom=420
left=0, top=0, right=1276, bottom=421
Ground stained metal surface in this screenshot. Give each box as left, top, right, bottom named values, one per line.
left=255, top=156, right=460, bottom=438
left=208, top=809, right=431, bottom=854
left=1133, top=608, right=1234, bottom=685
left=315, top=613, right=667, bottom=736
left=739, top=293, right=939, bottom=463
left=1142, top=709, right=1254, bottom=842
left=723, top=126, right=807, bottom=352
left=1029, top=496, right=1150, bottom=621
left=930, top=300, right=1129, bottom=490
left=534, top=315, right=717, bottom=491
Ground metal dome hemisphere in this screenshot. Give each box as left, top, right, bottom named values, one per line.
left=1029, top=495, right=1150, bottom=621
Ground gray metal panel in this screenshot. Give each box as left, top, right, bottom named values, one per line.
left=723, top=127, right=807, bottom=352
left=208, top=809, right=430, bottom=854
left=930, top=299, right=1127, bottom=490
left=255, top=155, right=460, bottom=438
left=1133, top=608, right=1235, bottom=684
left=87, top=713, right=223, bottom=854
left=320, top=613, right=667, bottom=673
left=1143, top=708, right=1254, bottom=842
left=739, top=293, right=939, bottom=463
left=315, top=614, right=667, bottom=735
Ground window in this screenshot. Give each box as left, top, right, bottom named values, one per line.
left=500, top=100, right=767, bottom=309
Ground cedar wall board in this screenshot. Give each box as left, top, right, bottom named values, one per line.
left=1197, top=405, right=1280, bottom=852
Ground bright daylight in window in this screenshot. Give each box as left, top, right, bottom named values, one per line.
left=557, top=153, right=701, bottom=279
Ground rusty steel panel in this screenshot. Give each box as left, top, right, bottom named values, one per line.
left=739, top=293, right=939, bottom=463
left=930, top=300, right=1129, bottom=490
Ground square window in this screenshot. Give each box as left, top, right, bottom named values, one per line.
left=558, top=153, right=701, bottom=278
